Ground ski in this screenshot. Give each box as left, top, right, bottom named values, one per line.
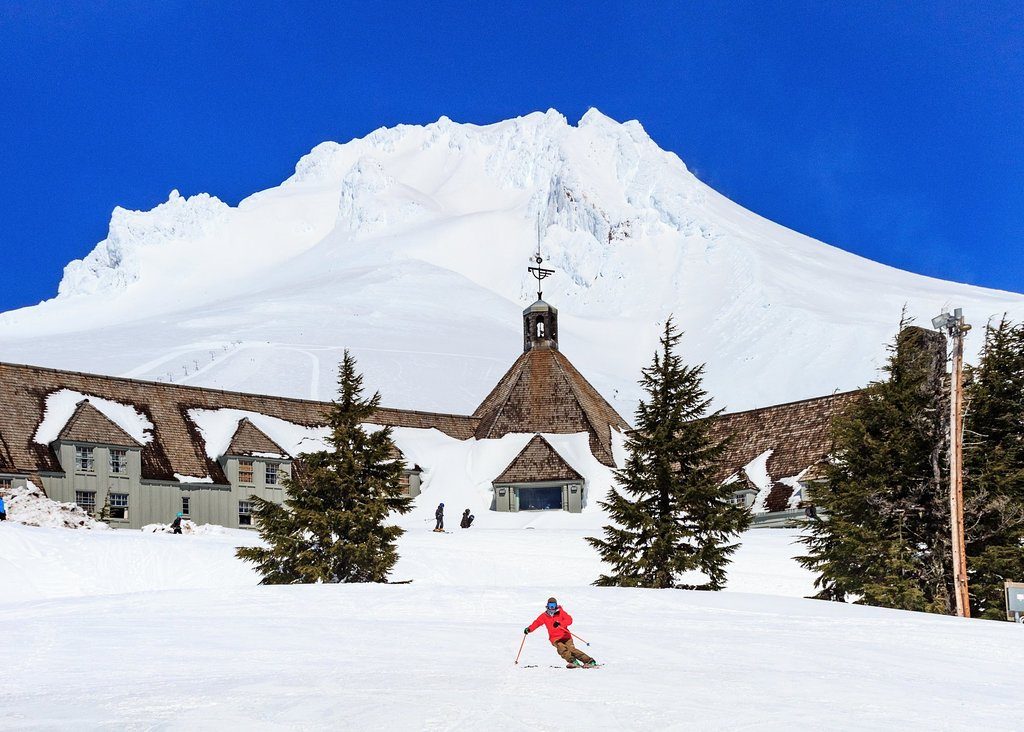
left=520, top=664, right=603, bottom=669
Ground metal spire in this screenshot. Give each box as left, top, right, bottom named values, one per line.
left=527, top=215, right=554, bottom=301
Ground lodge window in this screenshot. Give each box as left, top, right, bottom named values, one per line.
left=238, top=460, right=254, bottom=485
left=728, top=493, right=750, bottom=507
left=238, top=500, right=253, bottom=526
left=108, top=493, right=129, bottom=520
left=265, top=462, right=278, bottom=486
left=75, top=446, right=95, bottom=472
left=181, top=497, right=190, bottom=516
left=75, top=490, right=96, bottom=513
left=0, top=478, right=11, bottom=492
left=109, top=449, right=128, bottom=474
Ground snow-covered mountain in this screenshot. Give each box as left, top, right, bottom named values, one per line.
left=2, top=109, right=1022, bottom=416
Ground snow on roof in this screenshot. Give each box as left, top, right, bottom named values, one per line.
left=33, top=389, right=154, bottom=446
left=743, top=449, right=774, bottom=514
left=173, top=474, right=214, bottom=484
left=188, top=408, right=330, bottom=461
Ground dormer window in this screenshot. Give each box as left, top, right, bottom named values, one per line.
left=75, top=446, right=95, bottom=472
left=109, top=449, right=128, bottom=474
left=238, top=460, right=254, bottom=485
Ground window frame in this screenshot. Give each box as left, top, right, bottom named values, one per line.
left=108, top=492, right=129, bottom=521
left=181, top=496, right=190, bottom=516
left=108, top=448, right=128, bottom=475
left=75, top=490, right=97, bottom=513
left=238, top=500, right=253, bottom=526
left=74, top=445, right=95, bottom=473
left=0, top=477, right=11, bottom=492
left=237, top=459, right=255, bottom=485
left=265, top=462, right=279, bottom=486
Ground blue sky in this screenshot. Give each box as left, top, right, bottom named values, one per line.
left=0, top=2, right=1021, bottom=311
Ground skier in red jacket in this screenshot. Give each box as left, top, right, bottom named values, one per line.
left=524, top=597, right=598, bottom=668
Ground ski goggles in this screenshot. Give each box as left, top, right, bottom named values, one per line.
left=546, top=602, right=558, bottom=610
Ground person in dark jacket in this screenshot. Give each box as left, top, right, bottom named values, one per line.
left=434, top=502, right=445, bottom=532
left=460, top=509, right=473, bottom=528
left=0, top=495, right=7, bottom=521
left=170, top=512, right=183, bottom=534
left=524, top=597, right=597, bottom=668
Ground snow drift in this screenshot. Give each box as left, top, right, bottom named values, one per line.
left=1, top=481, right=110, bottom=531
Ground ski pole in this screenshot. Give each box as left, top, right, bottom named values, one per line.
left=570, top=631, right=590, bottom=646
left=514, top=634, right=527, bottom=665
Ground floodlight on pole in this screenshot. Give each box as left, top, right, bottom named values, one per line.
left=933, top=307, right=972, bottom=618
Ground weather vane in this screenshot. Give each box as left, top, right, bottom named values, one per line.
left=527, top=215, right=554, bottom=300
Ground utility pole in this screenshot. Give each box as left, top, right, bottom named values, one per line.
left=932, top=307, right=972, bottom=617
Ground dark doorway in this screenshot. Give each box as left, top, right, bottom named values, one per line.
left=517, top=486, right=563, bottom=511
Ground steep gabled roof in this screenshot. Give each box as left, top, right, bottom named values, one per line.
left=226, top=418, right=288, bottom=458
left=472, top=346, right=629, bottom=466
left=57, top=400, right=142, bottom=448
left=494, top=435, right=583, bottom=484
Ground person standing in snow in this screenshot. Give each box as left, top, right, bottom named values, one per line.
left=0, top=494, right=7, bottom=522
left=524, top=597, right=598, bottom=668
left=434, top=502, right=445, bottom=532
left=460, top=509, right=473, bottom=528
left=170, top=512, right=183, bottom=535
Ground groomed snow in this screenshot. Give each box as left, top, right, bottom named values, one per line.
left=32, top=389, right=154, bottom=446
left=1, top=523, right=1021, bottom=729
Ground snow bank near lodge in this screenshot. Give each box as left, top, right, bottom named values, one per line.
left=1, top=481, right=110, bottom=530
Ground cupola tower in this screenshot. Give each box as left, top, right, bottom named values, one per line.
left=524, top=230, right=558, bottom=352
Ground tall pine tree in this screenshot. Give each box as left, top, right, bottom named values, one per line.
left=963, top=317, right=1024, bottom=619
left=799, top=321, right=955, bottom=613
left=587, top=318, right=750, bottom=590
left=236, top=351, right=412, bottom=584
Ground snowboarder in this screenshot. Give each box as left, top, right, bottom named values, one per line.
left=524, top=597, right=598, bottom=668
left=460, top=509, right=474, bottom=528
left=170, top=512, right=183, bottom=535
left=0, top=494, right=6, bottom=522
left=434, top=502, right=445, bottom=532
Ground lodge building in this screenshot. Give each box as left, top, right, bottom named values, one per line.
left=0, top=290, right=861, bottom=529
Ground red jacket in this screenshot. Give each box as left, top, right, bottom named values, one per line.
left=528, top=607, right=573, bottom=643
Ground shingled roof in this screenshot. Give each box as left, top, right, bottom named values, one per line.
left=0, top=361, right=480, bottom=483
left=226, top=418, right=287, bottom=457
left=493, top=435, right=584, bottom=484
left=472, top=345, right=629, bottom=466
left=57, top=400, right=143, bottom=448
left=710, top=390, right=863, bottom=509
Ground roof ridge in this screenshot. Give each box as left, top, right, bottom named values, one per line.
left=0, top=360, right=478, bottom=423
left=718, top=389, right=862, bottom=418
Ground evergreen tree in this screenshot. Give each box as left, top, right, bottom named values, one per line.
left=799, top=321, right=955, bottom=613
left=587, top=318, right=750, bottom=590
left=963, top=317, right=1024, bottom=619
left=236, top=351, right=412, bottom=584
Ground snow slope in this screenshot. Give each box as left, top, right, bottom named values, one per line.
left=1, top=523, right=1021, bottom=730
left=1, top=110, right=1021, bottom=415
